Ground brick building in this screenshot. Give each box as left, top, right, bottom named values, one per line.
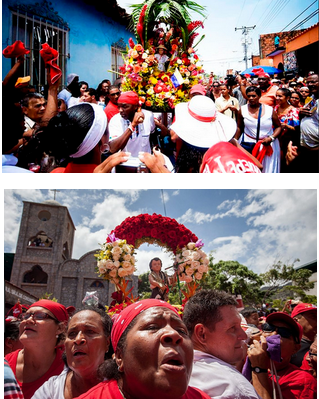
left=7, top=199, right=138, bottom=310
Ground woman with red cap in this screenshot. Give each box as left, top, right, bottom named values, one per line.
left=5, top=300, right=71, bottom=399
left=73, top=299, right=210, bottom=399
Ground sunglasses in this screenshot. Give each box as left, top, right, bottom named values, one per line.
left=110, top=92, right=120, bottom=96
left=213, top=85, right=219, bottom=88
left=309, top=352, right=317, bottom=358
left=21, top=311, right=57, bottom=322
left=262, top=323, right=298, bottom=342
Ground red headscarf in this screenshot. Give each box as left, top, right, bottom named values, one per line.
left=111, top=299, right=180, bottom=351
left=40, top=43, right=62, bottom=84
left=118, top=91, right=140, bottom=105
left=30, top=299, right=73, bottom=322
left=3, top=40, right=30, bottom=58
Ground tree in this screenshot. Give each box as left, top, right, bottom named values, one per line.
left=260, top=260, right=315, bottom=305
left=202, top=255, right=264, bottom=306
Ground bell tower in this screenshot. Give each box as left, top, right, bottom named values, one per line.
left=10, top=199, right=76, bottom=299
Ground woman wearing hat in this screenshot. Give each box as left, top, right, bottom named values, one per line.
left=5, top=300, right=71, bottom=399
left=31, top=307, right=112, bottom=399
left=155, top=45, right=169, bottom=72
left=74, top=299, right=210, bottom=399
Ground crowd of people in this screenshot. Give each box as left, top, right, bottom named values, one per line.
left=4, top=293, right=317, bottom=399
left=2, top=50, right=318, bottom=173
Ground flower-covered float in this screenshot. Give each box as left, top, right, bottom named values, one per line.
left=118, top=0, right=207, bottom=111
left=96, top=213, right=209, bottom=316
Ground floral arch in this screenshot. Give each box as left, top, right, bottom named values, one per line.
left=95, top=213, right=209, bottom=311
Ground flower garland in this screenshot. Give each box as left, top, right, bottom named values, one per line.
left=95, top=235, right=136, bottom=297
left=108, top=213, right=198, bottom=254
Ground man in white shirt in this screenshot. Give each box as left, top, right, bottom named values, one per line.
left=108, top=91, right=155, bottom=157
left=183, top=289, right=261, bottom=399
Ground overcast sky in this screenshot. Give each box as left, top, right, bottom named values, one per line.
left=4, top=189, right=317, bottom=277
left=116, top=0, right=318, bottom=75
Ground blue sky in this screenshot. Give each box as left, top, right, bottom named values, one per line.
left=116, top=0, right=318, bottom=75
left=4, top=189, right=317, bottom=276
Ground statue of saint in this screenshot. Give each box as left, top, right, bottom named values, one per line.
left=149, top=257, right=176, bottom=301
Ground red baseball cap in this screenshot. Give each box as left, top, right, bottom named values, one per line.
left=266, top=312, right=303, bottom=342
left=291, top=303, right=317, bottom=318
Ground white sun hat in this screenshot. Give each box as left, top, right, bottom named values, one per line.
left=170, top=96, right=236, bottom=148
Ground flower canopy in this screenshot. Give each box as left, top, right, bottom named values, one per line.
left=119, top=0, right=207, bottom=111
left=108, top=213, right=198, bottom=254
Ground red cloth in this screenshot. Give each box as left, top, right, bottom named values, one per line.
left=300, top=351, right=312, bottom=371
left=3, top=41, right=30, bottom=58
left=111, top=299, right=180, bottom=351
left=40, top=43, right=62, bottom=84
left=29, top=299, right=69, bottom=322
left=200, top=142, right=261, bottom=173
left=5, top=348, right=64, bottom=399
left=74, top=379, right=211, bottom=399
left=259, top=85, right=278, bottom=107
left=252, top=141, right=273, bottom=163
left=50, top=163, right=98, bottom=173
left=104, top=101, right=119, bottom=122
left=269, top=363, right=317, bottom=399
left=118, top=91, right=139, bottom=105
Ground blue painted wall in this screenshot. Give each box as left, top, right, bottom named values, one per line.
left=2, top=0, right=132, bottom=88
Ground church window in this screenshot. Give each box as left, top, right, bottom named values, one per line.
left=90, top=281, right=104, bottom=288
left=23, top=265, right=48, bottom=284
left=28, top=231, right=53, bottom=247
left=38, top=210, right=51, bottom=221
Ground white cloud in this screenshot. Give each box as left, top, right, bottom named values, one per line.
left=113, top=189, right=145, bottom=203
left=172, top=190, right=180, bottom=196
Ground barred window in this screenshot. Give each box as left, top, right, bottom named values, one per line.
left=111, top=38, right=126, bottom=80
left=9, top=5, right=69, bottom=92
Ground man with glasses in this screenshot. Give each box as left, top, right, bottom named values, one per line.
left=104, top=85, right=121, bottom=122
left=290, top=303, right=317, bottom=367
left=206, top=81, right=222, bottom=102
left=304, top=336, right=317, bottom=378
left=248, top=311, right=316, bottom=399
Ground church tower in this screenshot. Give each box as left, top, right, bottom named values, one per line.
left=10, top=199, right=76, bottom=300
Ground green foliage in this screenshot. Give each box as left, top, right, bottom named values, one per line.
left=138, top=272, right=151, bottom=295
left=260, top=260, right=314, bottom=303
left=40, top=293, right=58, bottom=302
left=202, top=255, right=263, bottom=306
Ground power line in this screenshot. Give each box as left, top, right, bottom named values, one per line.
left=161, top=189, right=167, bottom=217
left=236, top=0, right=248, bottom=29
left=259, top=0, right=290, bottom=32
left=255, top=0, right=283, bottom=28
left=288, top=9, right=319, bottom=32
left=280, top=0, right=317, bottom=32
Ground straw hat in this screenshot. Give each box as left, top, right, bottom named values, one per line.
left=170, top=96, right=236, bottom=148
left=157, top=44, right=167, bottom=50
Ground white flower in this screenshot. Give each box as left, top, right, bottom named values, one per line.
left=142, top=62, right=148, bottom=69
left=195, top=272, right=202, bottom=280
left=112, top=246, right=122, bottom=256
left=112, top=241, right=119, bottom=247
left=177, top=59, right=182, bottom=64
left=122, top=261, right=132, bottom=269
left=187, top=242, right=196, bottom=250
left=118, top=268, right=128, bottom=277
left=123, top=254, right=131, bottom=261
left=113, top=261, right=120, bottom=268
left=109, top=269, right=117, bottom=278
left=142, top=52, right=148, bottom=59
left=122, top=244, right=131, bottom=254
left=147, top=87, right=154, bottom=95
left=182, top=250, right=190, bottom=258
left=113, top=255, right=120, bottom=262
left=106, top=259, right=114, bottom=269
left=192, top=251, right=201, bottom=261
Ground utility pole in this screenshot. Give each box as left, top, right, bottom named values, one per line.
left=235, top=25, right=256, bottom=69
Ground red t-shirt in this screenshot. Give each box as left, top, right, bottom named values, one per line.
left=259, top=85, right=278, bottom=108
left=269, top=363, right=317, bottom=399
left=50, top=163, right=98, bottom=173
left=5, top=348, right=65, bottom=399
left=74, top=379, right=211, bottom=399
left=104, top=101, right=119, bottom=122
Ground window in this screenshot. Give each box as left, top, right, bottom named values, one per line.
left=28, top=231, right=53, bottom=247
left=111, top=38, right=126, bottom=80
left=23, top=265, right=48, bottom=284
left=90, top=281, right=104, bottom=288
left=38, top=210, right=51, bottom=221
left=9, top=2, right=69, bottom=92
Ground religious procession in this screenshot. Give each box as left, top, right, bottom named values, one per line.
left=4, top=206, right=317, bottom=399
left=2, top=0, right=318, bottom=173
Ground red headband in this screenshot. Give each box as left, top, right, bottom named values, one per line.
left=111, top=299, right=180, bottom=351
left=187, top=103, right=216, bottom=122
left=30, top=299, right=71, bottom=322
left=118, top=91, right=140, bottom=105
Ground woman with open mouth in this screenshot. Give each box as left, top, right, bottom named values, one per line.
left=5, top=299, right=71, bottom=399
left=31, top=307, right=112, bottom=399
left=73, top=299, right=210, bottom=399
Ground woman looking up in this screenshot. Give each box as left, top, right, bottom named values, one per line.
left=74, top=299, right=210, bottom=399
left=5, top=300, right=70, bottom=399
left=32, top=307, right=112, bottom=399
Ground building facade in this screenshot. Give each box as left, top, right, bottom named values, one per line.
left=8, top=199, right=138, bottom=309
left=2, top=0, right=132, bottom=90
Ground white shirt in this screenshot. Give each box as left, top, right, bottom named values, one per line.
left=24, top=115, right=36, bottom=131
left=31, top=368, right=68, bottom=399
left=108, top=110, right=155, bottom=157
left=189, top=350, right=261, bottom=399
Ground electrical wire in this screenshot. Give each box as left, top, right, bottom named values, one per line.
left=258, top=0, right=291, bottom=32
left=288, top=9, right=319, bottom=31
left=280, top=0, right=317, bottom=32
left=236, top=0, right=248, bottom=29
left=161, top=189, right=167, bottom=217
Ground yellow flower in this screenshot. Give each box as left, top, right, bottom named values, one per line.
left=149, top=77, right=158, bottom=85
left=177, top=90, right=185, bottom=98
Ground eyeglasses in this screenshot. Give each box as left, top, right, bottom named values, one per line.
left=110, top=92, right=120, bottom=96
left=21, top=311, right=57, bottom=322
left=309, top=352, right=317, bottom=358
left=262, top=323, right=298, bottom=342
left=213, top=85, right=219, bottom=88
